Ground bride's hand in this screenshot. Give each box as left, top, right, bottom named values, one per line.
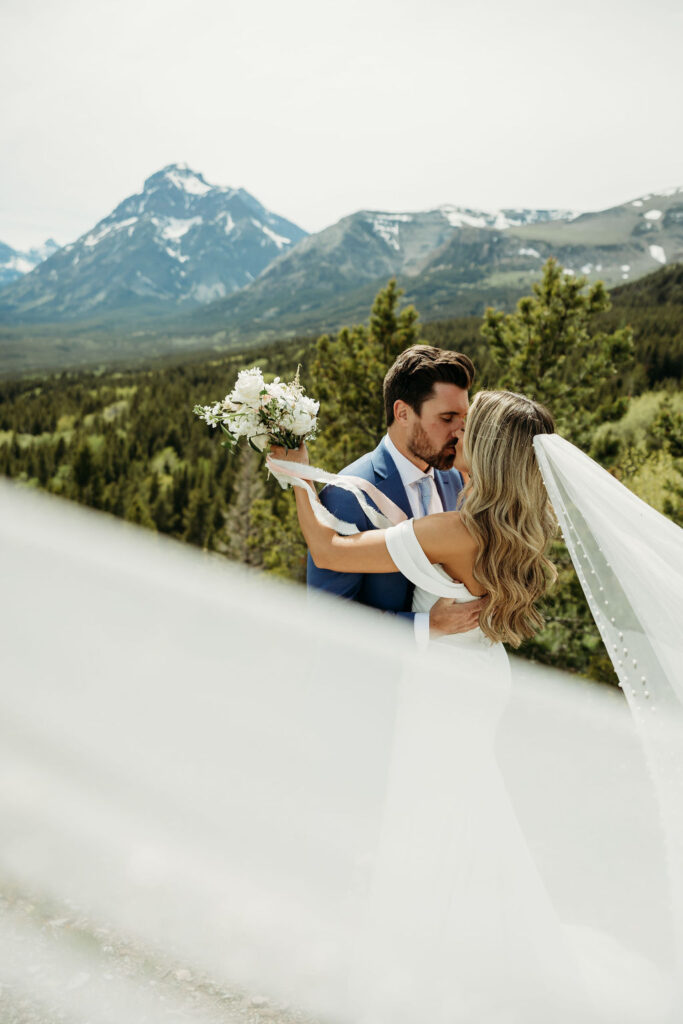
left=270, top=442, right=309, bottom=465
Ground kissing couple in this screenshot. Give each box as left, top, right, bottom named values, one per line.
left=273, top=344, right=553, bottom=679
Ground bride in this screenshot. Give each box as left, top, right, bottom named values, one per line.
left=272, top=387, right=683, bottom=1022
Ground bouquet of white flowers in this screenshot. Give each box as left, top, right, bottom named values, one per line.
left=195, top=365, right=405, bottom=532
left=193, top=366, right=319, bottom=453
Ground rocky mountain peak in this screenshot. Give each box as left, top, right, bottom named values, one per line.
left=143, top=163, right=215, bottom=197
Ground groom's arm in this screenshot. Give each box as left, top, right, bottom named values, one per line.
left=306, top=483, right=416, bottom=625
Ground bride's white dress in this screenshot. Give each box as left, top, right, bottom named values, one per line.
left=351, top=519, right=588, bottom=1023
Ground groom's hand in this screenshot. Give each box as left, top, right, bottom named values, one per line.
left=429, top=597, right=486, bottom=637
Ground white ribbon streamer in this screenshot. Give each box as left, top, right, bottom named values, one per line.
left=266, top=456, right=407, bottom=536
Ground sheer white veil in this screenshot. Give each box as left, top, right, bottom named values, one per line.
left=534, top=433, right=683, bottom=717
left=535, top=432, right=683, bottom=1015
left=1, top=441, right=683, bottom=1024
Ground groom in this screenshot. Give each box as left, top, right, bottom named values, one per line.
left=307, top=345, right=485, bottom=643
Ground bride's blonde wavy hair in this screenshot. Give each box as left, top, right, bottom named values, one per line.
left=459, top=390, right=557, bottom=647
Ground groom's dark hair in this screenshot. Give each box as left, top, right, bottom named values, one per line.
left=384, top=345, right=475, bottom=425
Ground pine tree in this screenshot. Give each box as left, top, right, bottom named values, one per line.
left=482, top=258, right=634, bottom=448
left=72, top=440, right=94, bottom=489
left=183, top=474, right=213, bottom=548
left=171, top=467, right=190, bottom=532
left=125, top=492, right=156, bottom=529
left=309, top=279, right=421, bottom=470
left=152, top=490, right=174, bottom=533
left=650, top=396, right=683, bottom=525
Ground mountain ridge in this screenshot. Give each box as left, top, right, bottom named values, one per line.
left=0, top=173, right=681, bottom=372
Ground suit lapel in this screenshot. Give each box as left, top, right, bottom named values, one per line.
left=371, top=438, right=413, bottom=520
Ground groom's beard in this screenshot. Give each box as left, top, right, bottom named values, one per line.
left=407, top=422, right=457, bottom=471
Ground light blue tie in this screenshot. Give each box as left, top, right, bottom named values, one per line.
left=416, top=476, right=432, bottom=517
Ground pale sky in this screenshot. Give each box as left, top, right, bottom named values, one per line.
left=1, top=0, right=682, bottom=250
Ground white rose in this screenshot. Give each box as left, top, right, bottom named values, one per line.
left=298, top=395, right=319, bottom=416
left=230, top=368, right=265, bottom=406
left=265, top=380, right=288, bottom=403
left=290, top=410, right=316, bottom=435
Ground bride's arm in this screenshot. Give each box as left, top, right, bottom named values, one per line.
left=273, top=445, right=471, bottom=575
left=289, top=468, right=397, bottom=573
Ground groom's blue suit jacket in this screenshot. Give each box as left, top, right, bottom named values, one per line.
left=306, top=436, right=465, bottom=624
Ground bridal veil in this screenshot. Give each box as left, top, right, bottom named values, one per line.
left=0, top=434, right=682, bottom=1023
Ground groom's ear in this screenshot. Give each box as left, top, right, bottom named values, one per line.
left=393, top=399, right=412, bottom=425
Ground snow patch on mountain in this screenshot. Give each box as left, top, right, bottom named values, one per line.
left=158, top=216, right=203, bottom=241
left=163, top=165, right=212, bottom=196
left=644, top=209, right=662, bottom=221
left=165, top=247, right=190, bottom=263
left=367, top=215, right=406, bottom=250
left=5, top=254, right=34, bottom=274
left=261, top=225, right=291, bottom=249
left=191, top=282, right=227, bottom=302
left=649, top=245, right=666, bottom=264
left=84, top=217, right=138, bottom=248
left=440, top=207, right=491, bottom=229
left=439, top=205, right=577, bottom=231
left=519, top=247, right=541, bottom=258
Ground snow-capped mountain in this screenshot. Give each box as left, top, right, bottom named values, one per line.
left=0, top=238, right=60, bottom=287
left=0, top=165, right=307, bottom=321
left=185, top=204, right=578, bottom=333
left=186, top=189, right=683, bottom=339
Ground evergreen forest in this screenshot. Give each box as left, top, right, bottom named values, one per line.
left=1, top=261, right=681, bottom=685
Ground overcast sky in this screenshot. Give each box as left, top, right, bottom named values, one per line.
left=2, top=0, right=682, bottom=250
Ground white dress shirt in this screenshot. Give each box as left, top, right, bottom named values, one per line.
left=384, top=434, right=442, bottom=645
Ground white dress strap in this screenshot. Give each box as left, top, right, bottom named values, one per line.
left=385, top=519, right=472, bottom=600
